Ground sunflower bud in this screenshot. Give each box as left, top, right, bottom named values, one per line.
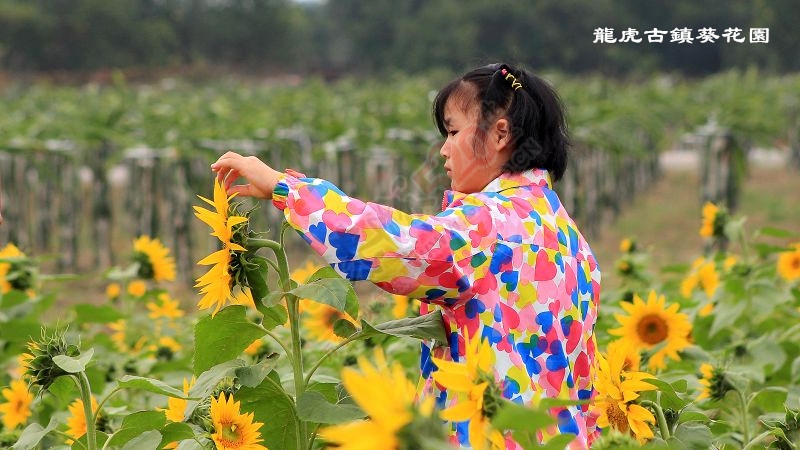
left=24, top=330, right=80, bottom=390
left=590, top=429, right=641, bottom=449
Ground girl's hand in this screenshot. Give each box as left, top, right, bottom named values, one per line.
left=211, top=151, right=284, bottom=199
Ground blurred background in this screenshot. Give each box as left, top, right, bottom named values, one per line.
left=1, top=0, right=799, bottom=295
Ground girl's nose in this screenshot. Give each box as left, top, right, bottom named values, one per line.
left=439, top=140, right=449, bottom=158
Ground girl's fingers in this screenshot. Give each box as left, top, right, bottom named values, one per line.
left=223, top=169, right=240, bottom=191
left=227, top=184, right=253, bottom=197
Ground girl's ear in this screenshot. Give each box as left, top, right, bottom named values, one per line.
left=493, top=118, right=513, bottom=152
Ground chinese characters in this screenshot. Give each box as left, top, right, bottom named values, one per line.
left=593, top=27, right=769, bottom=44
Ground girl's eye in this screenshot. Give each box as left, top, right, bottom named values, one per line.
left=448, top=130, right=459, bottom=136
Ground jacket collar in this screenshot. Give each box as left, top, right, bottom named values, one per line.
left=442, top=168, right=552, bottom=210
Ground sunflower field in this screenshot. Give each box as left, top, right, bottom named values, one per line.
left=1, top=71, right=800, bottom=449
left=1, top=166, right=799, bottom=450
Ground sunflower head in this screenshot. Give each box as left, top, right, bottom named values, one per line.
left=619, top=238, right=636, bottom=254
left=24, top=329, right=81, bottom=390
left=697, top=363, right=732, bottom=402
left=778, top=243, right=800, bottom=282
left=210, top=392, right=267, bottom=450
left=609, top=290, right=692, bottom=371
left=700, top=201, right=727, bottom=239
left=195, top=180, right=254, bottom=316
left=322, top=349, right=447, bottom=450
left=616, top=258, right=634, bottom=276
left=0, top=379, right=34, bottom=430
left=132, top=236, right=177, bottom=282
left=0, top=243, right=37, bottom=293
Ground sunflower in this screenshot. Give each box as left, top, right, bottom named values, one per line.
left=321, top=349, right=428, bottom=450
left=696, top=363, right=731, bottom=402
left=290, top=260, right=322, bottom=284
left=231, top=286, right=256, bottom=309
left=593, top=396, right=655, bottom=443
left=164, top=377, right=195, bottom=422
left=699, top=202, right=719, bottom=238
left=303, top=302, right=358, bottom=343
left=591, top=349, right=657, bottom=443
left=391, top=294, right=410, bottom=319
left=210, top=392, right=267, bottom=450
left=616, top=259, right=633, bottom=276
left=778, top=243, right=800, bottom=282
left=243, top=339, right=263, bottom=356
left=194, top=179, right=250, bottom=317
left=109, top=320, right=128, bottom=351
left=0, top=243, right=29, bottom=293
left=606, top=339, right=641, bottom=373
left=133, top=236, right=177, bottom=281
left=609, top=291, right=692, bottom=371
left=682, top=257, right=720, bottom=300
left=431, top=333, right=505, bottom=450
left=0, top=379, right=33, bottom=429
left=105, top=283, right=121, bottom=300
left=65, top=396, right=99, bottom=444
left=619, top=238, right=636, bottom=254
left=127, top=280, right=147, bottom=297
left=152, top=336, right=182, bottom=354
left=594, top=345, right=656, bottom=405
left=696, top=260, right=720, bottom=298
left=147, top=293, right=185, bottom=320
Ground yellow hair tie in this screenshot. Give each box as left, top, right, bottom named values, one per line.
left=502, top=70, right=523, bottom=91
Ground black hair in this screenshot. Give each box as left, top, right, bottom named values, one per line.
left=432, top=63, right=569, bottom=182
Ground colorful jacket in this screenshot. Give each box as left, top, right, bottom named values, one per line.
left=272, top=168, right=601, bottom=449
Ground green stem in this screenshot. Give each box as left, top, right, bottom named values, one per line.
left=264, top=329, right=295, bottom=365
left=304, top=335, right=357, bottom=386
left=247, top=238, right=282, bottom=252
left=742, top=430, right=776, bottom=450
left=94, top=386, right=122, bottom=421
left=263, top=228, right=307, bottom=450
left=641, top=399, right=671, bottom=440
left=75, top=372, right=98, bottom=450
left=54, top=428, right=87, bottom=448
left=739, top=390, right=751, bottom=443
left=307, top=424, right=321, bottom=450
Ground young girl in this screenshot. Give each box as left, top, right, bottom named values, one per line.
left=211, top=63, right=600, bottom=449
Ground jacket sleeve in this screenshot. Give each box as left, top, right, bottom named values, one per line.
left=271, top=173, right=495, bottom=305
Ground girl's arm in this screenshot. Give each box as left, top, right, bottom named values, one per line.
left=272, top=173, right=496, bottom=304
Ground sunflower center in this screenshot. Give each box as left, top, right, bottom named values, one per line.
left=220, top=422, right=244, bottom=445
left=792, top=256, right=800, bottom=270
left=606, top=402, right=629, bottom=433
left=636, top=314, right=668, bottom=345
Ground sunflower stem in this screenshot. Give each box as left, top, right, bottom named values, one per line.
left=742, top=430, right=776, bottom=450
left=738, top=390, right=751, bottom=443
left=263, top=329, right=295, bottom=366
left=266, top=226, right=308, bottom=450
left=304, top=335, right=357, bottom=386
left=75, top=372, right=97, bottom=450
left=246, top=238, right=282, bottom=252
left=94, top=386, right=122, bottom=422
left=642, top=398, right=671, bottom=440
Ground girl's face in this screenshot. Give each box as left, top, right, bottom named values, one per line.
left=439, top=99, right=509, bottom=193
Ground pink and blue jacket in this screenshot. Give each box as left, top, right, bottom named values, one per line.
left=272, top=168, right=601, bottom=448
